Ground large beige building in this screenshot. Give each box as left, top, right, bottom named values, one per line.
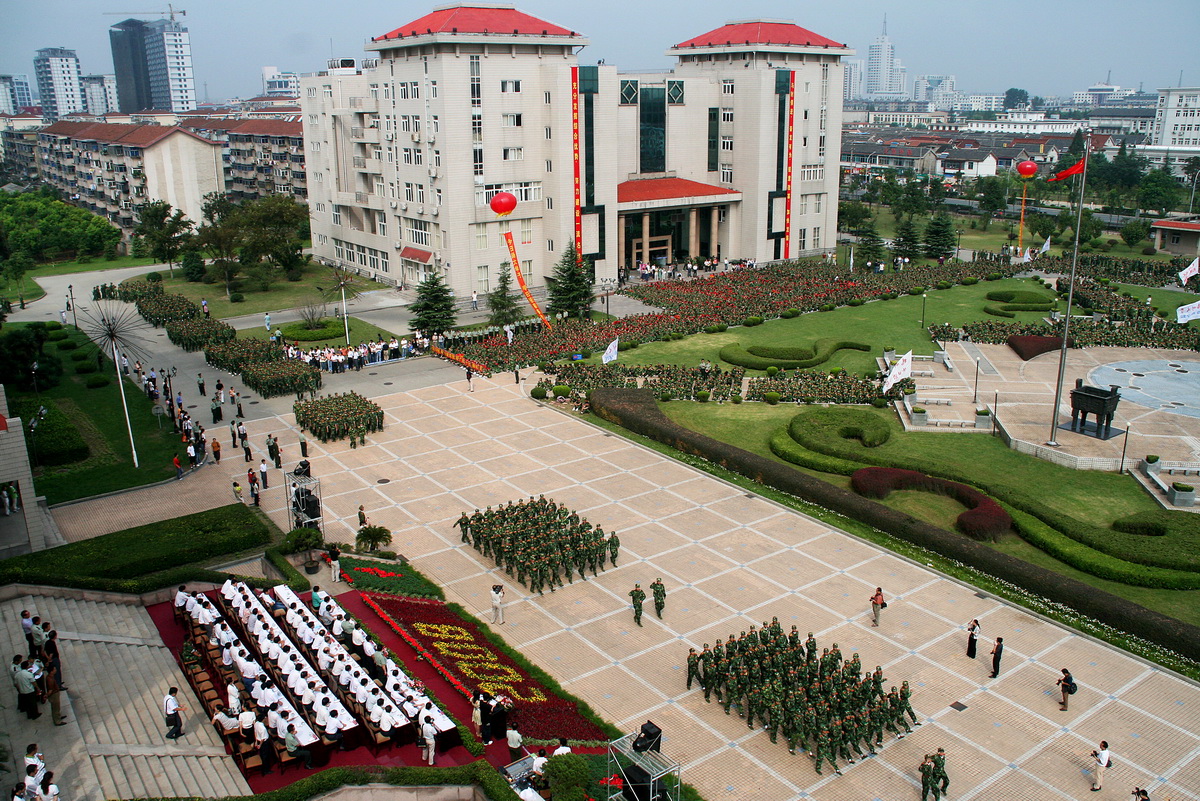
left=300, top=3, right=849, bottom=295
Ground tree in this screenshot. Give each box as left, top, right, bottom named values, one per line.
left=923, top=212, right=957, bottom=260
left=1003, top=88, right=1029, bottom=109
left=837, top=201, right=871, bottom=232
left=1120, top=218, right=1151, bottom=248
left=891, top=218, right=923, bottom=261
left=976, top=177, right=1008, bottom=213
left=1137, top=168, right=1184, bottom=215
left=1027, top=212, right=1057, bottom=241
left=486, top=263, right=525, bottom=328
left=1030, top=95, right=1045, bottom=110
left=2, top=251, right=34, bottom=307
left=409, top=271, right=457, bottom=333
left=135, top=200, right=193, bottom=275
left=854, top=221, right=886, bottom=266
left=180, top=249, right=206, bottom=282
left=926, top=176, right=947, bottom=205
left=1065, top=208, right=1103, bottom=243
left=356, top=524, right=393, bottom=552
left=197, top=193, right=245, bottom=297
left=546, top=243, right=594, bottom=320
left=236, top=195, right=310, bottom=273
left=1183, top=156, right=1200, bottom=212
left=0, top=326, right=61, bottom=391
left=542, top=753, right=591, bottom=801
left=891, top=181, right=928, bottom=222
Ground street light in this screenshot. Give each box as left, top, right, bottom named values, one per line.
left=973, top=357, right=981, bottom=403
left=30, top=361, right=40, bottom=401
left=920, top=293, right=928, bottom=329
left=956, top=229, right=963, bottom=261
left=67, top=284, right=78, bottom=330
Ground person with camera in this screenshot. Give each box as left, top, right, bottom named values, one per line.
left=1090, top=740, right=1111, bottom=791
left=490, top=584, right=505, bottom=625
left=1056, top=668, right=1077, bottom=711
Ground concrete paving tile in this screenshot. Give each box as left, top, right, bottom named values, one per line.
left=799, top=574, right=883, bottom=620
left=749, top=512, right=831, bottom=546
left=568, top=432, right=631, bottom=456
left=630, top=460, right=703, bottom=487
left=517, top=631, right=612, bottom=683
left=745, top=548, right=840, bottom=591
left=501, top=467, right=577, bottom=496
left=796, top=533, right=884, bottom=570
left=693, top=569, right=794, bottom=617
left=620, top=488, right=700, bottom=519
left=680, top=748, right=799, bottom=801
left=426, top=462, right=496, bottom=491
left=442, top=481, right=527, bottom=512
left=883, top=653, right=979, bottom=716
left=705, top=526, right=801, bottom=566
left=623, top=643, right=693, bottom=699
left=982, top=606, right=1073, bottom=658
left=1118, top=669, right=1200, bottom=730
left=473, top=451, right=544, bottom=478
left=402, top=448, right=471, bottom=474
left=552, top=455, right=624, bottom=483
left=702, top=492, right=783, bottom=525
left=907, top=578, right=990, bottom=623
left=541, top=483, right=612, bottom=512
left=666, top=478, right=740, bottom=506
left=595, top=445, right=664, bottom=471
left=374, top=474, right=446, bottom=503
left=1072, top=699, right=1200, bottom=771
left=660, top=506, right=742, bottom=539
left=648, top=542, right=738, bottom=583
left=627, top=703, right=727, bottom=769
left=949, top=688, right=1062, bottom=758
left=617, top=521, right=692, bottom=559
left=565, top=665, right=663, bottom=722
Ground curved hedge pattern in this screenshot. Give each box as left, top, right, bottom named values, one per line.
left=850, top=467, right=1012, bottom=542
left=719, top=338, right=871, bottom=370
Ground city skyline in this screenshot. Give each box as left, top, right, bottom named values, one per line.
left=2, top=0, right=1197, bottom=105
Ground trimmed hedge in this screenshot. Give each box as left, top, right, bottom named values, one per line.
left=85, top=374, right=110, bottom=389
left=281, top=318, right=346, bottom=342
left=850, top=467, right=1012, bottom=541
left=788, top=407, right=891, bottom=451
left=987, top=290, right=1054, bottom=305
left=589, top=387, right=1200, bottom=662
left=719, top=338, right=871, bottom=370
left=11, top=398, right=89, bottom=465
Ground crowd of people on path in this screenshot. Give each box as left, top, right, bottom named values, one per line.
left=13, top=744, right=60, bottom=801
left=12, top=610, right=68, bottom=727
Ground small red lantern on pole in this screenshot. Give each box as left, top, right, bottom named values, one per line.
left=489, top=191, right=517, bottom=217
left=1016, top=160, right=1038, bottom=252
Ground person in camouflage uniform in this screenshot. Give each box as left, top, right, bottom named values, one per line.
left=685, top=648, right=702, bottom=690
left=932, top=747, right=948, bottom=794
left=920, top=754, right=941, bottom=801
left=650, top=578, right=666, bottom=619
left=629, top=583, right=646, bottom=626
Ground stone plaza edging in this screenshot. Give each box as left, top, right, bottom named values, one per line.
left=589, top=387, right=1200, bottom=664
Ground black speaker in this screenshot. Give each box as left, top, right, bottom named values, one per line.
left=295, top=460, right=311, bottom=477
left=632, top=720, right=661, bottom=753
left=621, top=764, right=662, bottom=801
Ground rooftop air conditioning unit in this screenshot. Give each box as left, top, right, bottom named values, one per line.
left=389, top=201, right=397, bottom=209
left=411, top=133, right=421, bottom=142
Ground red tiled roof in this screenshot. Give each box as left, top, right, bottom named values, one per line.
left=399, top=246, right=433, bottom=263
left=674, top=20, right=845, bottom=50
left=375, top=4, right=578, bottom=41
left=1151, top=220, right=1200, bottom=232
left=617, top=177, right=740, bottom=204
left=40, top=120, right=214, bottom=148
left=228, top=119, right=303, bottom=136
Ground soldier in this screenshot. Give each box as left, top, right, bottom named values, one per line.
left=650, top=578, right=666, bottom=619
left=920, top=754, right=940, bottom=801
left=455, top=512, right=472, bottom=543
left=761, top=680, right=780, bottom=743
left=805, top=632, right=818, bottom=664
left=899, top=681, right=920, bottom=727
left=629, top=583, right=646, bottom=627
left=686, top=648, right=702, bottom=690
left=932, top=747, right=948, bottom=795
left=812, top=728, right=837, bottom=776
left=699, top=644, right=715, bottom=700
left=608, top=532, right=621, bottom=566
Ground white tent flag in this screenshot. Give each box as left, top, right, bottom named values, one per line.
left=882, top=350, right=913, bottom=394
left=1178, top=298, right=1200, bottom=324
left=1039, top=236, right=1052, bottom=256
left=1180, top=257, right=1199, bottom=286
left=602, top=337, right=620, bottom=364
left=1021, top=248, right=1033, bottom=263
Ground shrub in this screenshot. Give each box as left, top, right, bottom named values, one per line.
left=45, top=321, right=62, bottom=331
left=579, top=350, right=591, bottom=359
left=847, top=298, right=864, bottom=306
left=987, top=290, right=1053, bottom=305
left=181, top=250, right=206, bottom=282
left=1145, top=454, right=1160, bottom=463
left=1112, top=513, right=1169, bottom=537
left=764, top=391, right=781, bottom=405
left=85, top=374, right=110, bottom=389
left=282, top=318, right=344, bottom=342
left=55, top=340, right=78, bottom=351
left=820, top=303, right=835, bottom=312
left=11, top=398, right=88, bottom=465
left=1142, top=247, right=1157, bottom=256
left=730, top=394, right=742, bottom=404
left=986, top=272, right=1002, bottom=281
left=696, top=390, right=710, bottom=403
left=285, top=269, right=304, bottom=282
left=744, top=316, right=764, bottom=327
left=912, top=407, right=926, bottom=414
left=47, top=329, right=69, bottom=342
left=984, top=304, right=1016, bottom=318
left=229, top=292, right=245, bottom=303
left=908, top=287, right=925, bottom=296
left=719, top=338, right=870, bottom=371
left=716, top=323, right=728, bottom=332
left=780, top=308, right=799, bottom=319
left=145, top=271, right=163, bottom=282
left=962, top=276, right=979, bottom=285
left=530, top=386, right=548, bottom=400
left=870, top=397, right=888, bottom=408
left=766, top=366, right=779, bottom=377
left=850, top=467, right=1012, bottom=541
left=1007, top=335, right=1067, bottom=361
left=69, top=350, right=89, bottom=361
left=551, top=385, right=570, bottom=398
left=74, top=363, right=97, bottom=374
left=936, top=281, right=953, bottom=290
left=659, top=391, right=672, bottom=402
left=1174, top=483, right=1195, bottom=493
left=976, top=408, right=991, bottom=416
left=704, top=325, right=721, bottom=334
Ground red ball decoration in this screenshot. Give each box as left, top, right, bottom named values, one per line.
left=489, top=191, right=518, bottom=217
left=1016, top=160, right=1038, bottom=178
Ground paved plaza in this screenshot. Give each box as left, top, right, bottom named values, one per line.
left=131, top=375, right=1195, bottom=801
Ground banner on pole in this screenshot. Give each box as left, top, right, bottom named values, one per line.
left=882, top=350, right=913, bottom=394
left=505, top=232, right=552, bottom=330
left=1178, top=298, right=1200, bottom=324
left=602, top=337, right=620, bottom=364
left=1039, top=236, right=1051, bottom=256
left=1179, top=257, right=1199, bottom=286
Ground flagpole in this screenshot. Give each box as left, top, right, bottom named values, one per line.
left=1046, top=131, right=1091, bottom=447
left=1018, top=180, right=1028, bottom=252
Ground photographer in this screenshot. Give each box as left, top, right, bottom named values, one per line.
left=1056, top=668, right=1077, bottom=711
left=490, top=584, right=505, bottom=625
left=1090, top=741, right=1111, bottom=791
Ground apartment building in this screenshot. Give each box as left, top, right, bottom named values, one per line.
left=0, top=113, right=45, bottom=181
left=300, top=3, right=849, bottom=294
left=109, top=18, right=197, bottom=113
left=33, top=48, right=84, bottom=121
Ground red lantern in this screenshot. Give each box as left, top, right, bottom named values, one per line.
left=1016, top=160, right=1038, bottom=178
left=489, top=191, right=517, bottom=217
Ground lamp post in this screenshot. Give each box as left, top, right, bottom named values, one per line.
left=67, top=284, right=78, bottom=329
left=920, top=293, right=928, bottom=329
left=956, top=228, right=963, bottom=261
left=973, top=357, right=981, bottom=403
left=30, top=361, right=40, bottom=402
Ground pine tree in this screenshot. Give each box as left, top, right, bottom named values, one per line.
left=891, top=218, right=924, bottom=262
left=486, top=263, right=525, bottom=328
left=923, top=212, right=958, bottom=261
left=409, top=271, right=457, bottom=334
left=547, top=243, right=595, bottom=320
left=854, top=222, right=886, bottom=267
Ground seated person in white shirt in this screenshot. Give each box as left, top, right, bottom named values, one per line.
left=174, top=585, right=190, bottom=611
left=531, top=748, right=549, bottom=775
left=221, top=643, right=235, bottom=668
left=338, top=664, right=357, bottom=689
left=551, top=737, right=572, bottom=756
left=184, top=592, right=201, bottom=616
left=210, top=703, right=240, bottom=734
left=300, top=680, right=318, bottom=709
left=324, top=709, right=349, bottom=749
left=331, top=616, right=344, bottom=638
left=355, top=677, right=371, bottom=705
left=313, top=699, right=330, bottom=729
left=227, top=680, right=242, bottom=714
left=237, top=708, right=257, bottom=742
left=351, top=627, right=367, bottom=648
left=220, top=579, right=237, bottom=601
left=266, top=702, right=281, bottom=734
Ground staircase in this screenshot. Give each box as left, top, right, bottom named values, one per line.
left=0, top=594, right=251, bottom=801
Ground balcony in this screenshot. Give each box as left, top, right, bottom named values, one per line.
left=353, top=156, right=366, bottom=168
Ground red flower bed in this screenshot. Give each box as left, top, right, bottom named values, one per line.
left=851, top=467, right=1012, bottom=542
left=363, top=592, right=611, bottom=743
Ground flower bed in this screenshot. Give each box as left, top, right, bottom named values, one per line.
left=241, top=359, right=322, bottom=398
left=135, top=293, right=201, bottom=326
left=204, top=338, right=286, bottom=373
left=293, top=391, right=384, bottom=442
left=851, top=466, right=1012, bottom=541
left=335, top=555, right=444, bottom=599
left=166, top=318, right=236, bottom=352
left=363, top=592, right=612, bottom=744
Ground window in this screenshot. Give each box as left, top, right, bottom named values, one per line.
left=544, top=91, right=551, bottom=104
left=406, top=218, right=431, bottom=246
left=797, top=228, right=807, bottom=251
left=310, top=141, right=320, bottom=152
left=502, top=113, right=523, bottom=127
left=503, top=147, right=523, bottom=161
left=404, top=182, right=416, bottom=202
left=522, top=259, right=532, bottom=276
left=476, top=265, right=490, bottom=293
left=719, top=163, right=733, bottom=183
left=399, top=115, right=411, bottom=132
left=547, top=239, right=554, bottom=252
left=322, top=85, right=332, bottom=97
left=433, top=150, right=441, bottom=168
left=409, top=81, right=419, bottom=99
left=369, top=84, right=379, bottom=99
left=721, top=136, right=733, bottom=152
left=667, top=80, right=685, bottom=105
left=475, top=224, right=488, bottom=250
left=546, top=197, right=553, bottom=210
left=545, top=126, right=552, bottom=139
left=402, top=148, right=414, bottom=165
left=434, top=188, right=442, bottom=205
left=620, top=80, right=638, bottom=105
left=413, top=148, right=424, bottom=165
left=415, top=184, right=425, bottom=203
left=429, top=80, right=437, bottom=98
left=377, top=211, right=387, bottom=237
left=545, top=160, right=552, bottom=172
left=308, top=114, right=318, bottom=124
left=813, top=227, right=820, bottom=250
left=1171, top=234, right=1181, bottom=245
left=471, top=114, right=483, bottom=143
left=500, top=80, right=521, bottom=93
left=306, top=87, right=316, bottom=98
left=497, top=219, right=511, bottom=247
left=521, top=219, right=533, bottom=244
left=796, top=195, right=808, bottom=215
left=470, top=55, right=481, bottom=108
left=818, top=135, right=826, bottom=157
left=397, top=83, right=409, bottom=100
left=721, top=107, right=734, bottom=123
left=332, top=205, right=342, bottom=225
left=721, top=79, right=734, bottom=95
left=431, top=115, right=439, bottom=133
left=473, top=147, right=484, bottom=176
left=814, top=195, right=822, bottom=214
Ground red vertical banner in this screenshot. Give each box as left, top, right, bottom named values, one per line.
left=571, top=66, right=583, bottom=263
left=783, top=71, right=796, bottom=260
left=505, top=232, right=552, bottom=330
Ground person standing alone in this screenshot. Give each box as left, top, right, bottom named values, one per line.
left=1057, top=668, right=1076, bottom=711
left=870, top=587, right=886, bottom=627
left=989, top=637, right=1004, bottom=678
left=965, top=619, right=980, bottom=659
left=163, top=687, right=185, bottom=739
left=1090, top=741, right=1110, bottom=791
left=490, top=584, right=505, bottom=625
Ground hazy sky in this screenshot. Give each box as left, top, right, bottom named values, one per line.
left=3, top=0, right=1197, bottom=102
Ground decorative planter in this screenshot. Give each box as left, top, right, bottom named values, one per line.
left=304, top=561, right=321, bottom=574
left=910, top=411, right=928, bottom=426
left=975, top=413, right=992, bottom=429
left=883, top=350, right=896, bottom=362
left=1167, top=487, right=1195, bottom=507
left=1141, top=459, right=1160, bottom=476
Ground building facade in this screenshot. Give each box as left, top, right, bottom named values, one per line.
left=33, top=48, right=84, bottom=121
left=82, top=74, right=119, bottom=116
left=109, top=18, right=197, bottom=113
left=300, top=5, right=848, bottom=296
left=864, top=23, right=905, bottom=100
left=0, top=75, right=34, bottom=115
left=0, top=113, right=45, bottom=180
left=262, top=67, right=301, bottom=97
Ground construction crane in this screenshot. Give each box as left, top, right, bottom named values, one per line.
left=103, top=3, right=185, bottom=20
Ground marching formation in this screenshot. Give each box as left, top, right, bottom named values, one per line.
left=456, top=497, right=621, bottom=595
left=685, top=624, right=919, bottom=775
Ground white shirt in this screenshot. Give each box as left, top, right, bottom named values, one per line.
left=163, top=694, right=180, bottom=716
left=552, top=745, right=572, bottom=756
left=238, top=710, right=256, bottom=730
left=1095, top=748, right=1111, bottom=767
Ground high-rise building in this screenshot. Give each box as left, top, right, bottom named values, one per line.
left=843, top=60, right=863, bottom=101
left=33, top=48, right=85, bottom=120
left=864, top=19, right=906, bottom=100
left=301, top=5, right=849, bottom=294
left=261, top=67, right=301, bottom=97
left=0, top=74, right=34, bottom=115
left=109, top=17, right=197, bottom=112
left=82, top=74, right=119, bottom=116
left=913, top=74, right=954, bottom=104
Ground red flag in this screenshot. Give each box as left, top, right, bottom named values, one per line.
left=1048, top=159, right=1085, bottom=182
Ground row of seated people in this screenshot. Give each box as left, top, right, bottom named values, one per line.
left=273, top=585, right=457, bottom=750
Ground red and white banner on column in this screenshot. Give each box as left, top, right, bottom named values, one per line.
left=882, top=350, right=913, bottom=393
left=1179, top=257, right=1199, bottom=286
left=1178, top=297, right=1200, bottom=324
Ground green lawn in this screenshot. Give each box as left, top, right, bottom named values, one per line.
left=0, top=275, right=46, bottom=305
left=9, top=325, right=182, bottom=503
left=35, top=254, right=159, bottom=276
left=151, top=263, right=391, bottom=320
left=603, top=277, right=1054, bottom=376
left=1109, top=283, right=1200, bottom=319
left=236, top=316, right=397, bottom=348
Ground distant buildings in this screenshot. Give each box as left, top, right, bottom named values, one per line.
left=958, top=111, right=1084, bottom=136
left=261, top=67, right=300, bottom=98
left=1135, top=87, right=1200, bottom=177
left=33, top=48, right=84, bottom=121
left=864, top=22, right=906, bottom=100
left=0, top=75, right=33, bottom=116
left=109, top=18, right=197, bottom=113
left=843, top=60, right=863, bottom=101
left=81, top=74, right=118, bottom=116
